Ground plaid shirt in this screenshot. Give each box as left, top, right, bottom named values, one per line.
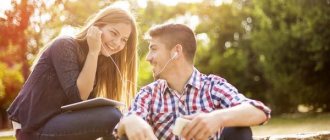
left=127, top=68, right=271, bottom=140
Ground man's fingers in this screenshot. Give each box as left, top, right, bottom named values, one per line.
left=181, top=117, right=199, bottom=138
left=189, top=120, right=205, bottom=139
left=151, top=134, right=158, bottom=140
left=144, top=127, right=157, bottom=140
left=181, top=113, right=200, bottom=136
left=127, top=131, right=145, bottom=140
left=193, top=124, right=211, bottom=140
left=184, top=119, right=205, bottom=139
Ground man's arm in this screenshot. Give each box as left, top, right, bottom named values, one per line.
left=117, top=88, right=157, bottom=140
left=213, top=103, right=267, bottom=126
left=210, top=77, right=271, bottom=123
left=181, top=103, right=265, bottom=140
left=181, top=77, right=271, bottom=140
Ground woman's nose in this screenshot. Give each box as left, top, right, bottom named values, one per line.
left=146, top=53, right=153, bottom=62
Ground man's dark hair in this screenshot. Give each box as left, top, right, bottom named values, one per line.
left=146, top=23, right=197, bottom=63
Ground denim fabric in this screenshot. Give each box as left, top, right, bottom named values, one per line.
left=220, top=127, right=252, bottom=140
left=119, top=127, right=252, bottom=140
left=16, top=106, right=121, bottom=140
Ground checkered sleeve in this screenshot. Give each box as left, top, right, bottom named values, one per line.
left=210, top=75, right=271, bottom=122
left=113, top=86, right=153, bottom=138
left=126, top=86, right=153, bottom=121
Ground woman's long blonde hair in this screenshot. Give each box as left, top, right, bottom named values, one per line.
left=74, top=5, right=138, bottom=106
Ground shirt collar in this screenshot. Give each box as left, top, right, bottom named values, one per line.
left=159, top=67, right=202, bottom=94
left=159, top=67, right=201, bottom=90
left=185, top=67, right=202, bottom=90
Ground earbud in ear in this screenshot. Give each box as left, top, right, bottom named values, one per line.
left=172, top=52, right=178, bottom=59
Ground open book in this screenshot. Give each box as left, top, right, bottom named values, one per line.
left=61, top=97, right=125, bottom=111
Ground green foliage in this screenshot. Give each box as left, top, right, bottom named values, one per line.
left=252, top=0, right=330, bottom=113
left=194, top=1, right=270, bottom=102
left=0, top=0, right=329, bottom=124
left=0, top=63, right=24, bottom=109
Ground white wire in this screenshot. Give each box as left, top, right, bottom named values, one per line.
left=108, top=55, right=138, bottom=87
left=102, top=44, right=138, bottom=111
left=154, top=55, right=175, bottom=78
left=102, top=44, right=139, bottom=88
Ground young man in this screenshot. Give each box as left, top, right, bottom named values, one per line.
left=117, top=23, right=271, bottom=140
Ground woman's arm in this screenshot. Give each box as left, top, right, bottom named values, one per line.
left=76, top=26, right=102, bottom=100
left=76, top=52, right=99, bottom=100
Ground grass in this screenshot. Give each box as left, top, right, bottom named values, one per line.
left=1, top=113, right=330, bottom=140
left=0, top=137, right=13, bottom=140
left=252, top=113, right=330, bottom=136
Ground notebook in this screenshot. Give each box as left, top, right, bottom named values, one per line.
left=61, top=97, right=125, bottom=111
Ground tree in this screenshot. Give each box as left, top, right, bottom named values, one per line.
left=0, top=0, right=34, bottom=129
left=194, top=1, right=271, bottom=103
left=252, top=0, right=330, bottom=114
left=0, top=0, right=66, bottom=129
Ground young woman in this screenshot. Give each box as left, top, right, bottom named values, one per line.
left=7, top=5, right=138, bottom=140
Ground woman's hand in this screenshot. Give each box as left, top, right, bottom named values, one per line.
left=77, top=26, right=102, bottom=100
left=86, top=26, right=102, bottom=55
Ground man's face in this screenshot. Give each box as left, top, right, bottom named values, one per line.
left=146, top=37, right=173, bottom=79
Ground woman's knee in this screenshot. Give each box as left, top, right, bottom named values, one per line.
left=96, top=106, right=122, bottom=125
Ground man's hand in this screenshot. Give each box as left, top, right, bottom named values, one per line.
left=118, top=114, right=157, bottom=140
left=181, top=112, right=223, bottom=140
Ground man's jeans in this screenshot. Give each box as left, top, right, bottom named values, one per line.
left=220, top=127, right=252, bottom=140
left=16, top=106, right=121, bottom=140
left=119, top=127, right=252, bottom=140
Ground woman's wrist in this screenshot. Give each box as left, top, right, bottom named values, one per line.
left=87, top=51, right=100, bottom=57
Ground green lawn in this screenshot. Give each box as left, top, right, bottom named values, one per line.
left=0, top=137, right=14, bottom=140
left=252, top=113, right=330, bottom=136
left=1, top=113, right=330, bottom=140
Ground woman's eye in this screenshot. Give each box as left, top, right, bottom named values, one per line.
left=122, top=39, right=128, bottom=43
left=109, top=30, right=117, bottom=36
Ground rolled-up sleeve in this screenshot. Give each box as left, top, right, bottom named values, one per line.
left=126, top=87, right=153, bottom=122
left=211, top=77, right=271, bottom=122
left=49, top=37, right=82, bottom=103
left=113, top=86, right=153, bottom=138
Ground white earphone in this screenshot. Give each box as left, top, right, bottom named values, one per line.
left=172, top=52, right=178, bottom=59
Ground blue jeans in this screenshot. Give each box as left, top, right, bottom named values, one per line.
left=16, top=106, right=121, bottom=140
left=119, top=127, right=252, bottom=140
left=220, top=127, right=252, bottom=140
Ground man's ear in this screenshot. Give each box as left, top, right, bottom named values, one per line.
left=172, top=44, right=183, bottom=58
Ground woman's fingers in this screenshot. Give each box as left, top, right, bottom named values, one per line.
left=87, top=26, right=102, bottom=54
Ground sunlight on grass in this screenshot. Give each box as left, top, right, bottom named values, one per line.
left=252, top=113, right=330, bottom=136
left=0, top=136, right=14, bottom=140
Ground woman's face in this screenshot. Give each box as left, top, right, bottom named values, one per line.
left=100, top=23, right=131, bottom=56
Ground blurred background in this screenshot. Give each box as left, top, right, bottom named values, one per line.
left=0, top=0, right=329, bottom=138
